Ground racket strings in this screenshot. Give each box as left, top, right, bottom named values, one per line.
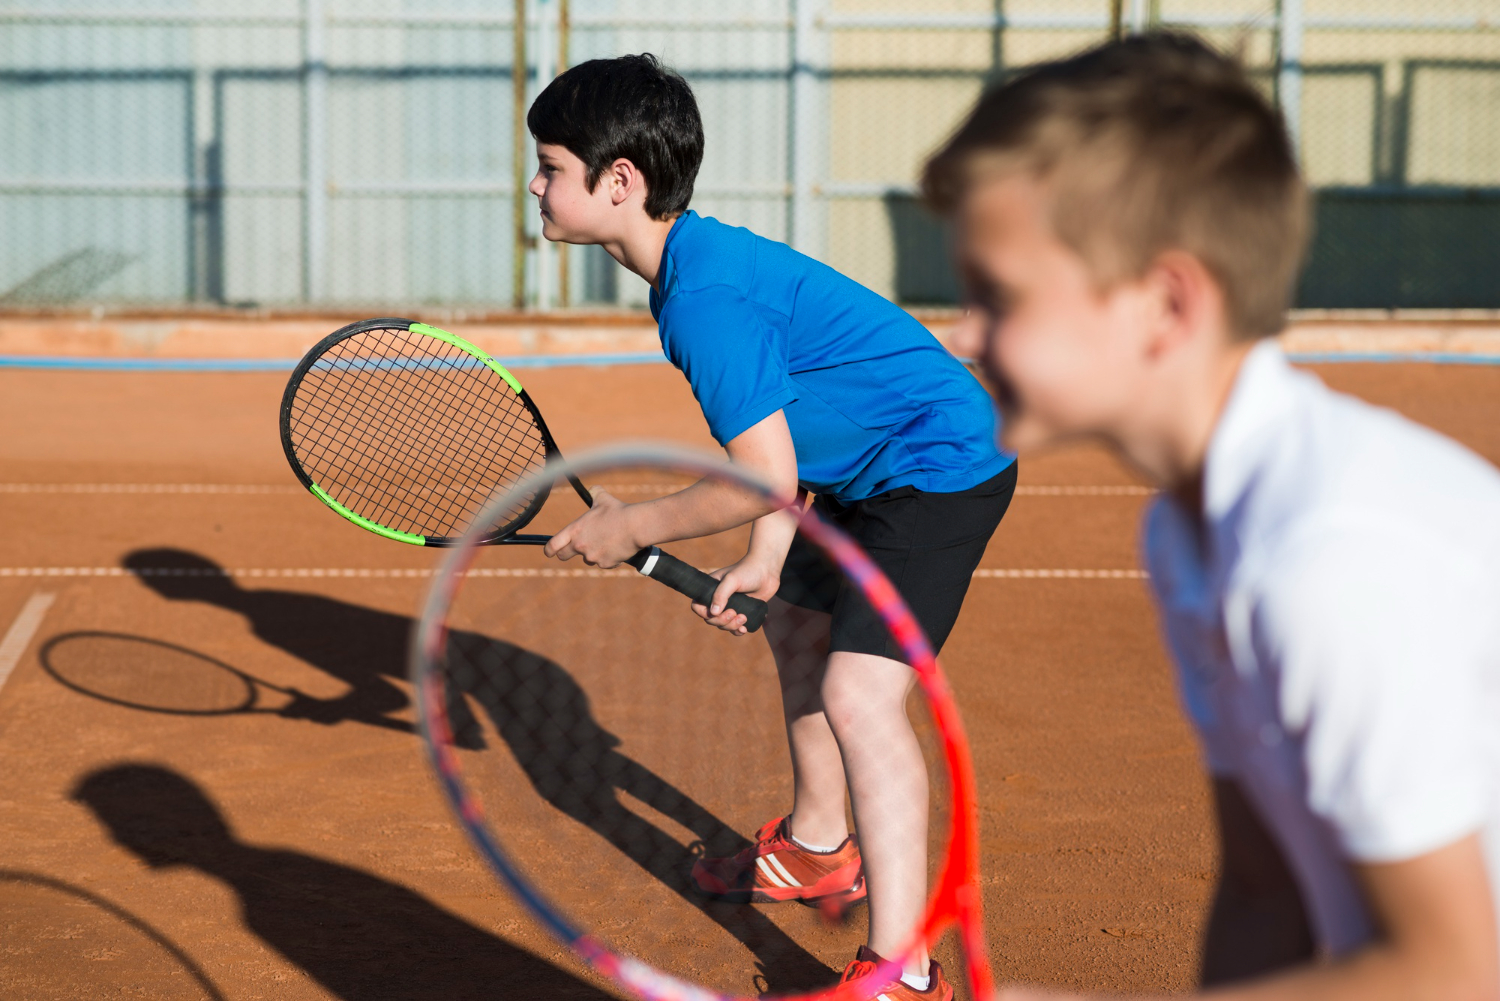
left=287, top=327, right=550, bottom=538
left=420, top=507, right=960, bottom=1000
left=318, top=354, right=489, bottom=520
left=323, top=357, right=540, bottom=536
left=304, top=330, right=545, bottom=532
left=296, top=356, right=462, bottom=532
left=319, top=332, right=514, bottom=509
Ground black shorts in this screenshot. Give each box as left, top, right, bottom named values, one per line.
left=776, top=462, right=1017, bottom=659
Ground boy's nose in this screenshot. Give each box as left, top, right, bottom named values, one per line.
left=949, top=310, right=984, bottom=360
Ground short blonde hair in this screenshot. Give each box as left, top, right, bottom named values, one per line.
left=923, top=32, right=1307, bottom=338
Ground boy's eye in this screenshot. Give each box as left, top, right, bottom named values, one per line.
left=963, top=284, right=1008, bottom=320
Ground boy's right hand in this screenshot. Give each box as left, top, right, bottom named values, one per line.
left=692, top=554, right=783, bottom=636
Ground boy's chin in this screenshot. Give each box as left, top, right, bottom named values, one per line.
left=997, top=412, right=1061, bottom=454
left=539, top=218, right=584, bottom=244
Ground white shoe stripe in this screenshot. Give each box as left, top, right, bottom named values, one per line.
left=756, top=856, right=789, bottom=888
left=766, top=852, right=802, bottom=887
left=877, top=994, right=895, bottom=1001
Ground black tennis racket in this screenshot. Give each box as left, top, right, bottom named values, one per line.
left=279, top=318, right=768, bottom=631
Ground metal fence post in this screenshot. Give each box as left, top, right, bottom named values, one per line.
left=513, top=0, right=528, bottom=309
left=535, top=0, right=555, bottom=311
left=790, top=0, right=823, bottom=257
left=1278, top=0, right=1304, bottom=161
left=557, top=0, right=570, bottom=307
left=304, top=0, right=329, bottom=302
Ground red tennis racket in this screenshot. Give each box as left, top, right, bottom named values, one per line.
left=410, top=443, right=995, bottom=1001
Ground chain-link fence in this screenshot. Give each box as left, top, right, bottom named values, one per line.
left=1, top=1, right=1496, bottom=310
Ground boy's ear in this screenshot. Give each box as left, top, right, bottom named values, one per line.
left=607, top=158, right=642, bottom=207
left=1143, top=249, right=1226, bottom=360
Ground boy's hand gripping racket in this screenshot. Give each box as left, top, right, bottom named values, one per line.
left=411, top=443, right=996, bottom=1001
left=279, top=318, right=767, bottom=631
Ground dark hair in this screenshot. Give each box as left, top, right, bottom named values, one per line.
left=527, top=53, right=704, bottom=221
left=923, top=32, right=1306, bottom=338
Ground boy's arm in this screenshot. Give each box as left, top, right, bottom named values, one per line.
left=1200, top=778, right=1316, bottom=985
left=689, top=496, right=803, bottom=634
left=1000, top=533, right=1500, bottom=1001
left=1203, top=834, right=1498, bottom=1001
left=997, top=832, right=1499, bottom=1001
left=544, top=408, right=799, bottom=570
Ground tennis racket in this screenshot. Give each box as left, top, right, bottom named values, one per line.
left=279, top=318, right=768, bottom=631
left=411, top=443, right=996, bottom=1001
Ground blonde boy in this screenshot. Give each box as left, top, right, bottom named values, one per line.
left=924, top=32, right=1500, bottom=1000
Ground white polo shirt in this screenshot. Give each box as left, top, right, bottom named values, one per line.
left=1144, top=341, right=1500, bottom=957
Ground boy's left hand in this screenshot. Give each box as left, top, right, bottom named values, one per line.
left=544, top=489, right=641, bottom=568
left=692, top=553, right=784, bottom=636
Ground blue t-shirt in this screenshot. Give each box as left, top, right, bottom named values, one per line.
left=649, top=211, right=1011, bottom=502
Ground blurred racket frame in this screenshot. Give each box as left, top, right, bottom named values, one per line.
left=410, top=443, right=995, bottom=1001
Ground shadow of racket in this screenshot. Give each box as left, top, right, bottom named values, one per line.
left=39, top=631, right=412, bottom=733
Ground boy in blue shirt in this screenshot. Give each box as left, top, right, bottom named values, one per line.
left=532, top=54, right=1014, bottom=999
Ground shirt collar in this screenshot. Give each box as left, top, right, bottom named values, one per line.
left=649, top=210, right=695, bottom=320
left=1203, top=340, right=1299, bottom=524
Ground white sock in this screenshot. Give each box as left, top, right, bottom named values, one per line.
left=899, top=971, right=931, bottom=991
left=790, top=832, right=842, bottom=853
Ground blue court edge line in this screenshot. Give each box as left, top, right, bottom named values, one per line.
left=0, top=352, right=670, bottom=372
left=1285, top=352, right=1500, bottom=366
left=4, top=350, right=1498, bottom=372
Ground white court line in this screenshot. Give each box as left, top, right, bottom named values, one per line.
left=973, top=568, right=1148, bottom=579
left=0, top=567, right=629, bottom=579
left=568, top=484, right=1157, bottom=497
left=0, top=592, right=55, bottom=695
left=0, top=483, right=300, bottom=494
left=0, top=566, right=1146, bottom=580
left=1014, top=485, right=1154, bottom=496
left=0, top=482, right=1154, bottom=497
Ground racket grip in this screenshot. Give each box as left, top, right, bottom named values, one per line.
left=625, top=546, right=769, bottom=633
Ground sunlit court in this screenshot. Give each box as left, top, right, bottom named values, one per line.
left=2, top=2, right=1499, bottom=1000
left=1, top=355, right=1495, bottom=998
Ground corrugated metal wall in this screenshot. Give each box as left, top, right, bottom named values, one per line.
left=1, top=1, right=1496, bottom=308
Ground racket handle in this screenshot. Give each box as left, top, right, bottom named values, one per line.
left=625, top=546, right=769, bottom=633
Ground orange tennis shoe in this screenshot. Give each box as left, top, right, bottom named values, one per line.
left=691, top=816, right=865, bottom=907
left=838, top=947, right=953, bottom=1001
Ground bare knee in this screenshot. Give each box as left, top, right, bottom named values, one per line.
left=768, top=598, right=831, bottom=712
left=820, top=653, right=915, bottom=739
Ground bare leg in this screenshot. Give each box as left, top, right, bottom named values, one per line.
left=823, top=651, right=929, bottom=978
left=767, top=599, right=931, bottom=978
left=764, top=597, right=848, bottom=847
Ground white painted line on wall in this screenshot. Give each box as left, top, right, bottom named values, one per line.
left=0, top=592, right=55, bottom=695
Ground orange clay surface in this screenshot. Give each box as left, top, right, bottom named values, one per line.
left=1, top=359, right=1498, bottom=1000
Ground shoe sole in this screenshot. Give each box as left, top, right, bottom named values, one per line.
left=692, top=878, right=867, bottom=908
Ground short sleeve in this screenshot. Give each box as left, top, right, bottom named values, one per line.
left=658, top=287, right=798, bottom=446
left=1254, top=528, right=1496, bottom=863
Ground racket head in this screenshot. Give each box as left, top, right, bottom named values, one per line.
left=280, top=318, right=558, bottom=547
left=39, top=631, right=259, bottom=716
left=410, top=443, right=994, bottom=1001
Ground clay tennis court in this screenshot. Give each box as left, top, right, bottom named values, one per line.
left=2, top=356, right=1498, bottom=1000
